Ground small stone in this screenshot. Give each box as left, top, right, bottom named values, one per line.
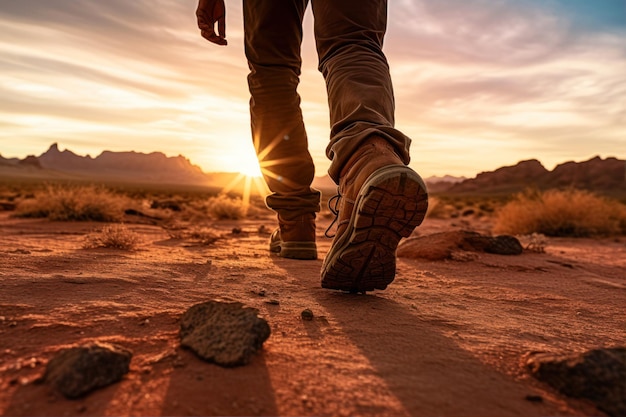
left=265, top=299, right=280, bottom=305
left=527, top=347, right=626, bottom=417
left=44, top=342, right=132, bottom=398
left=179, top=300, right=271, bottom=367
left=525, top=394, right=543, bottom=402
left=301, top=309, right=314, bottom=321
left=485, top=235, right=523, bottom=255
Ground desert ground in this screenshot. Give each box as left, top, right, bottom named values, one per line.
left=0, top=198, right=625, bottom=416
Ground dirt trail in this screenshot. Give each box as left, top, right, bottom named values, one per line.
left=0, top=212, right=624, bottom=416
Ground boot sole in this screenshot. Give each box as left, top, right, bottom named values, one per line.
left=321, top=165, right=428, bottom=292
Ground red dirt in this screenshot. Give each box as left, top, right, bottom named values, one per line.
left=1, top=212, right=624, bottom=416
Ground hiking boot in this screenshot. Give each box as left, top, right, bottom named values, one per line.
left=321, top=136, right=428, bottom=292
left=269, top=213, right=317, bottom=260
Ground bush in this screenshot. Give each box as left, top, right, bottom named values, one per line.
left=14, top=184, right=127, bottom=222
left=494, top=189, right=626, bottom=237
left=205, top=194, right=246, bottom=220
left=83, top=224, right=141, bottom=250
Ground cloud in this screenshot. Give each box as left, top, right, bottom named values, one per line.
left=384, top=0, right=626, bottom=175
left=0, top=0, right=624, bottom=177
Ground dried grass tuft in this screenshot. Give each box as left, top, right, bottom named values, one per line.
left=494, top=189, right=626, bottom=237
left=83, top=224, right=141, bottom=250
left=204, top=194, right=247, bottom=220
left=14, top=184, right=127, bottom=222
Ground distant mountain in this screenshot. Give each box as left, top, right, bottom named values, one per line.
left=424, top=175, right=467, bottom=193
left=35, top=143, right=210, bottom=185
left=1, top=145, right=624, bottom=195
left=446, top=157, right=625, bottom=194
left=546, top=156, right=625, bottom=190
left=0, top=153, right=19, bottom=166
left=426, top=175, right=467, bottom=184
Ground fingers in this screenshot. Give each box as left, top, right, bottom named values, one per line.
left=201, top=28, right=227, bottom=45
left=196, top=0, right=227, bottom=46
left=217, top=15, right=226, bottom=40
left=213, top=0, right=226, bottom=40
left=197, top=16, right=227, bottom=45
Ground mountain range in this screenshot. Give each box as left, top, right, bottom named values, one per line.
left=1, top=144, right=624, bottom=194
left=444, top=157, right=625, bottom=194
left=4, top=143, right=210, bottom=184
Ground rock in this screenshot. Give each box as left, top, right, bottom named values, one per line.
left=465, top=234, right=524, bottom=255
left=301, top=309, right=314, bottom=321
left=44, top=342, right=132, bottom=398
left=179, top=301, right=270, bottom=367
left=397, top=231, right=522, bottom=260
left=18, top=155, right=42, bottom=168
left=527, top=347, right=626, bottom=417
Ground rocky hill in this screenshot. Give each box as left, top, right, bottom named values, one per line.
left=0, top=154, right=19, bottom=166
left=445, top=156, right=625, bottom=194
left=29, top=143, right=210, bottom=185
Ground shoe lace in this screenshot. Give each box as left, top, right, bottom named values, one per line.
left=324, top=189, right=341, bottom=238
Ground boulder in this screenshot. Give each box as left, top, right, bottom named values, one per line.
left=180, top=301, right=270, bottom=367
left=44, top=342, right=132, bottom=398
left=397, top=231, right=523, bottom=260
left=527, top=347, right=626, bottom=417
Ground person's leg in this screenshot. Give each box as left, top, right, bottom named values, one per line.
left=312, top=0, right=411, bottom=182
left=312, top=0, right=428, bottom=291
left=244, top=0, right=320, bottom=218
left=244, top=0, right=320, bottom=259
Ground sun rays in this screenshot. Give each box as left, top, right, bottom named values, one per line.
left=218, top=131, right=307, bottom=214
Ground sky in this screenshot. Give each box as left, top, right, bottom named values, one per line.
left=0, top=0, right=624, bottom=178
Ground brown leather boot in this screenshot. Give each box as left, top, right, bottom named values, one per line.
left=321, top=136, right=428, bottom=292
left=269, top=213, right=317, bottom=260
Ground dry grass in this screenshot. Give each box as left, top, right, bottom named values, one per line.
left=204, top=194, right=247, bottom=220
left=14, top=184, right=128, bottom=222
left=494, top=189, right=626, bottom=237
left=425, top=195, right=499, bottom=219
left=83, top=224, right=141, bottom=250
left=9, top=182, right=269, bottom=223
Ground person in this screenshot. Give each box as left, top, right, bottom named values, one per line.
left=196, top=0, right=428, bottom=293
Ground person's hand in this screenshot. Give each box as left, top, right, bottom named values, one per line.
left=196, top=0, right=227, bottom=46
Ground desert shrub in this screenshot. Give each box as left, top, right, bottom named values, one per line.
left=205, top=194, right=246, bottom=220
left=494, top=189, right=626, bottom=237
left=14, top=184, right=127, bottom=222
left=83, top=224, right=140, bottom=250
left=425, top=197, right=455, bottom=219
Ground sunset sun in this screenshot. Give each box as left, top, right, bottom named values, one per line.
left=238, top=148, right=263, bottom=178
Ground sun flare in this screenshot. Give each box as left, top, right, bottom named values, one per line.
left=238, top=149, right=264, bottom=178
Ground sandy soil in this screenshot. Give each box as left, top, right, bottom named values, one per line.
left=0, top=211, right=624, bottom=416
